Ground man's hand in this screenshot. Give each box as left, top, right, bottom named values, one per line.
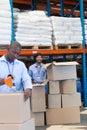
left=24, top=88, right=32, bottom=101
left=0, top=78, right=4, bottom=85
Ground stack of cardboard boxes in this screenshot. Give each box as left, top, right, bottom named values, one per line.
left=46, top=62, right=81, bottom=125
left=0, top=93, right=35, bottom=130
left=31, top=84, right=46, bottom=126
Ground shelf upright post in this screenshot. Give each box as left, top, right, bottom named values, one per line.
left=80, top=0, right=87, bottom=106
left=63, top=55, right=67, bottom=61
left=9, top=0, right=15, bottom=42
left=49, top=56, right=53, bottom=63
left=60, top=0, right=64, bottom=17
left=60, top=0, right=66, bottom=61
left=31, top=0, right=36, bottom=10
left=46, top=0, right=51, bottom=16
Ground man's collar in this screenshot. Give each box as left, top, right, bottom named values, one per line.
left=35, top=63, right=43, bottom=67
left=0, top=55, right=18, bottom=64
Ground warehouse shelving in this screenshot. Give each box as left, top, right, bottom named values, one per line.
left=0, top=48, right=84, bottom=56
left=14, top=0, right=87, bottom=16
left=2, top=0, right=86, bottom=106
left=13, top=0, right=32, bottom=5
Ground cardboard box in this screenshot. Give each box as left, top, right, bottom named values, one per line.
left=60, top=79, right=77, bottom=94
left=46, top=62, right=77, bottom=80
left=31, top=112, right=45, bottom=126
left=62, top=107, right=80, bottom=124
left=62, top=93, right=81, bottom=107
left=0, top=118, right=35, bottom=130
left=31, top=86, right=46, bottom=112
left=46, top=107, right=80, bottom=125
left=49, top=81, right=60, bottom=94
left=0, top=93, right=31, bottom=123
left=48, top=94, right=61, bottom=108
left=46, top=108, right=62, bottom=125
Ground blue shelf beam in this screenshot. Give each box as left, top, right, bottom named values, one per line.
left=31, top=0, right=36, bottom=10
left=9, top=0, right=15, bottom=42
left=49, top=56, right=53, bottom=63
left=69, top=2, right=80, bottom=17
left=60, top=0, right=64, bottom=17
left=80, top=0, right=87, bottom=107
left=46, top=0, right=51, bottom=16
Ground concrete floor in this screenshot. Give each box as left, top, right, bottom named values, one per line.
left=36, top=108, right=87, bottom=130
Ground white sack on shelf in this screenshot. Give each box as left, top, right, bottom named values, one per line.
left=0, top=11, right=11, bottom=18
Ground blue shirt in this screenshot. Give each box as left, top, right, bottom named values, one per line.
left=29, top=63, right=47, bottom=83
left=0, top=55, right=32, bottom=92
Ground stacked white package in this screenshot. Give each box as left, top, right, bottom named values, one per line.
left=13, top=8, right=20, bottom=40
left=0, top=0, right=12, bottom=45
left=15, top=11, right=52, bottom=46
left=51, top=16, right=82, bottom=45
left=84, top=19, right=87, bottom=44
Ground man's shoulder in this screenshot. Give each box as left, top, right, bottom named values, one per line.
left=29, top=63, right=36, bottom=69
left=15, top=59, right=25, bottom=66
left=0, top=55, right=6, bottom=62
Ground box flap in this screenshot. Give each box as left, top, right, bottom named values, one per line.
left=42, top=63, right=51, bottom=68
left=32, top=79, right=49, bottom=87
left=43, top=61, right=78, bottom=68
left=53, top=61, right=78, bottom=66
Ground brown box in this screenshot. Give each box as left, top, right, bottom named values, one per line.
left=0, top=118, right=35, bottom=130
left=31, top=86, right=46, bottom=112
left=46, top=108, right=62, bottom=125
left=0, top=93, right=31, bottom=123
left=31, top=112, right=44, bottom=126
left=48, top=94, right=61, bottom=108
left=46, top=107, right=80, bottom=125
left=49, top=81, right=60, bottom=94
left=60, top=79, right=77, bottom=94
left=46, top=62, right=77, bottom=80
left=62, top=107, right=80, bottom=124
left=62, top=93, right=81, bottom=107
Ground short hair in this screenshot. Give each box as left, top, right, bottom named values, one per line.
left=34, top=53, right=42, bottom=60
left=9, top=41, right=22, bottom=50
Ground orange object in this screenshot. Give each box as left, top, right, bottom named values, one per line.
left=4, top=76, right=13, bottom=88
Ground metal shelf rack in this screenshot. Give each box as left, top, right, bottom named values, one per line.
left=8, top=0, right=87, bottom=106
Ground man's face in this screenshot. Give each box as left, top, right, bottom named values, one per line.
left=36, top=55, right=43, bottom=63
left=8, top=47, right=21, bottom=62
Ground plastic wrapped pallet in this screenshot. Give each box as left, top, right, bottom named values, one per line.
left=85, top=20, right=87, bottom=44
left=13, top=8, right=20, bottom=39
left=51, top=16, right=82, bottom=45
left=15, top=11, right=52, bottom=47
left=0, top=0, right=12, bottom=45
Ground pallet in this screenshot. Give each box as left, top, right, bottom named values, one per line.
left=22, top=45, right=53, bottom=50
left=54, top=44, right=83, bottom=50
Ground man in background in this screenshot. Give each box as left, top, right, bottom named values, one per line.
left=0, top=42, right=32, bottom=101
left=28, top=53, right=48, bottom=94
left=29, top=53, right=47, bottom=84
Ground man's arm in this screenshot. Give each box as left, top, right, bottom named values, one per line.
left=42, top=68, right=47, bottom=82
left=28, top=67, right=33, bottom=79
left=24, top=88, right=32, bottom=101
